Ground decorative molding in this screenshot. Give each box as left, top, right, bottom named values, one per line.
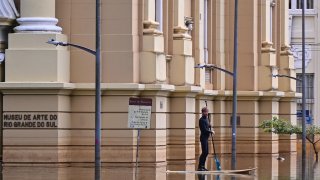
left=173, top=26, right=191, bottom=40
left=143, top=20, right=162, bottom=35
left=14, top=17, right=62, bottom=33
left=261, top=41, right=276, bottom=53
left=280, top=44, right=293, bottom=55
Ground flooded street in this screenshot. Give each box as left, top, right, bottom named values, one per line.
left=1, top=141, right=319, bottom=180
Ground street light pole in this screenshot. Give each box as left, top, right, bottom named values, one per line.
left=231, top=0, right=238, bottom=170
left=301, top=0, right=306, bottom=179
left=95, top=0, right=102, bottom=179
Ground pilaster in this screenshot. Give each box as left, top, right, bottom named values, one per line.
left=278, top=0, right=296, bottom=92
left=259, top=42, right=278, bottom=91
left=236, top=93, right=260, bottom=154
left=258, top=92, right=283, bottom=154
left=167, top=86, right=201, bottom=164
left=140, top=0, right=166, bottom=84
left=169, top=0, right=194, bottom=86
left=258, top=0, right=278, bottom=91
left=279, top=46, right=296, bottom=92
left=278, top=92, right=298, bottom=153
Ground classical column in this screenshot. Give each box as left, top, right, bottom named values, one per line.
left=2, top=0, right=71, bottom=164
left=14, top=0, right=61, bottom=33
left=0, top=0, right=19, bottom=79
left=0, top=18, right=13, bottom=81
left=5, top=0, right=67, bottom=82
left=0, top=1, right=19, bottom=161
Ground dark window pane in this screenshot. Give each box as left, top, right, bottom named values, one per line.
left=307, top=0, right=314, bottom=9
left=296, top=0, right=302, bottom=9
left=289, top=0, right=291, bottom=9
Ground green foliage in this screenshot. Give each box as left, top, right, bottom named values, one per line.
left=259, top=117, right=295, bottom=134
left=259, top=117, right=320, bottom=135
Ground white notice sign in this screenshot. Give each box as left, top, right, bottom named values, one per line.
left=128, top=98, right=152, bottom=129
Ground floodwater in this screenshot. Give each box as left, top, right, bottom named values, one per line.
left=1, top=142, right=319, bottom=180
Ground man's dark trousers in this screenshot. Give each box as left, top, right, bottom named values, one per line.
left=198, top=136, right=209, bottom=169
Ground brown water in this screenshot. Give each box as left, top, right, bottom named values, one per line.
left=1, top=142, right=319, bottom=180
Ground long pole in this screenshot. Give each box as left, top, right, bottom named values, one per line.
left=301, top=0, right=306, bottom=179
left=231, top=0, right=238, bottom=170
left=95, top=0, right=102, bottom=179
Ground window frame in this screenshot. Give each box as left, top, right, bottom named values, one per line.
left=289, top=0, right=315, bottom=14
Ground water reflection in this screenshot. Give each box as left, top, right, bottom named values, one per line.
left=1, top=143, right=319, bottom=179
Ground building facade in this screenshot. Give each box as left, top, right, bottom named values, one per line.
left=0, top=0, right=297, bottom=174
left=289, top=0, right=319, bottom=126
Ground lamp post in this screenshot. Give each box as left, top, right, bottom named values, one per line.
left=194, top=63, right=237, bottom=169
left=232, top=0, right=239, bottom=170
left=299, top=0, right=307, bottom=179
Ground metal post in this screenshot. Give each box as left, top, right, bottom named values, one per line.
left=95, top=0, right=102, bottom=179
left=135, top=129, right=141, bottom=179
left=231, top=0, right=238, bottom=170
left=301, top=0, right=306, bottom=179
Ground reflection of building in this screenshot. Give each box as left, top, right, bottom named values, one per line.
left=289, top=0, right=319, bottom=125
left=0, top=0, right=297, bottom=173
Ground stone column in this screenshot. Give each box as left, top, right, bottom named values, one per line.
left=0, top=18, right=14, bottom=81
left=1, top=0, right=71, bottom=163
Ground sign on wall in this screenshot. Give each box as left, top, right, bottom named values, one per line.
left=3, top=113, right=58, bottom=128
left=128, top=98, right=152, bottom=129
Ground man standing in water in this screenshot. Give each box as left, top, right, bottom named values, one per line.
left=197, top=107, right=214, bottom=171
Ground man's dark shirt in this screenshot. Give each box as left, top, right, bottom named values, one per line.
left=199, top=115, right=211, bottom=138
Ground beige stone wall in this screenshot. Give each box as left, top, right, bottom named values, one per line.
left=0, top=0, right=298, bottom=167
